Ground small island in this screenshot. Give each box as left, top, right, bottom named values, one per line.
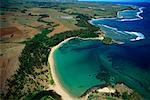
left=102, top=37, right=113, bottom=45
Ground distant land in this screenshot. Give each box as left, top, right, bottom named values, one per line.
left=9, top=0, right=78, bottom=2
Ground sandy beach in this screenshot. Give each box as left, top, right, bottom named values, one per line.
left=45, top=35, right=138, bottom=99
left=48, top=36, right=104, bottom=100
left=48, top=37, right=79, bottom=100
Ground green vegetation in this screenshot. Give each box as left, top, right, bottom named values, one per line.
left=54, top=3, right=133, bottom=19
left=102, top=37, right=113, bottom=45
left=122, top=92, right=130, bottom=100
left=25, top=90, right=62, bottom=100
left=21, top=9, right=27, bottom=13
left=4, top=12, right=101, bottom=99
left=87, top=94, right=100, bottom=100
left=37, top=14, right=54, bottom=26
left=87, top=90, right=142, bottom=100
left=50, top=79, right=55, bottom=85
left=4, top=29, right=54, bottom=99
left=42, top=29, right=52, bottom=35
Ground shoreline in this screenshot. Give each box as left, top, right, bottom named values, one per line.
left=48, top=37, right=77, bottom=100
left=48, top=36, right=104, bottom=100
left=47, top=36, right=136, bottom=99
left=119, top=7, right=144, bottom=21
left=89, top=5, right=144, bottom=23
left=89, top=6, right=145, bottom=42
left=47, top=6, right=137, bottom=98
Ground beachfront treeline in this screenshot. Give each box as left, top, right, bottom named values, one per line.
left=3, top=12, right=102, bottom=99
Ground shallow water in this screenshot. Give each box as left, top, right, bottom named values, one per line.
left=91, top=3, right=150, bottom=42
left=53, top=38, right=150, bottom=98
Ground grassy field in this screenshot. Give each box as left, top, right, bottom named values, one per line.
left=55, top=3, right=132, bottom=18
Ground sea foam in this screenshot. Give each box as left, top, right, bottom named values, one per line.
left=101, top=24, right=145, bottom=41
left=119, top=7, right=145, bottom=22
left=124, top=31, right=145, bottom=41
left=89, top=6, right=145, bottom=42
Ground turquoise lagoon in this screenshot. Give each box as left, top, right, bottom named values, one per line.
left=53, top=38, right=150, bottom=98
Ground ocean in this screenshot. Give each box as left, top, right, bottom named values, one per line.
left=53, top=2, right=150, bottom=99
left=91, top=3, right=150, bottom=42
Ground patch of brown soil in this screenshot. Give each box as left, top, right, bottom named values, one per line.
left=10, top=21, right=39, bottom=39
left=0, top=27, right=22, bottom=37
left=0, top=43, right=24, bottom=93
left=31, top=21, right=43, bottom=27
left=50, top=23, right=70, bottom=36
left=47, top=19, right=70, bottom=37
left=0, top=13, right=15, bottom=19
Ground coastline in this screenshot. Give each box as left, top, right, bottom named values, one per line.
left=47, top=6, right=140, bottom=98
left=89, top=5, right=145, bottom=42
left=119, top=7, right=144, bottom=21
left=89, top=5, right=144, bottom=23
left=47, top=36, right=140, bottom=99
left=48, top=36, right=105, bottom=100
left=48, top=37, right=77, bottom=100
left=47, top=4, right=146, bottom=99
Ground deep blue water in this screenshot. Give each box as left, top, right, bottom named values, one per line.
left=53, top=2, right=150, bottom=99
